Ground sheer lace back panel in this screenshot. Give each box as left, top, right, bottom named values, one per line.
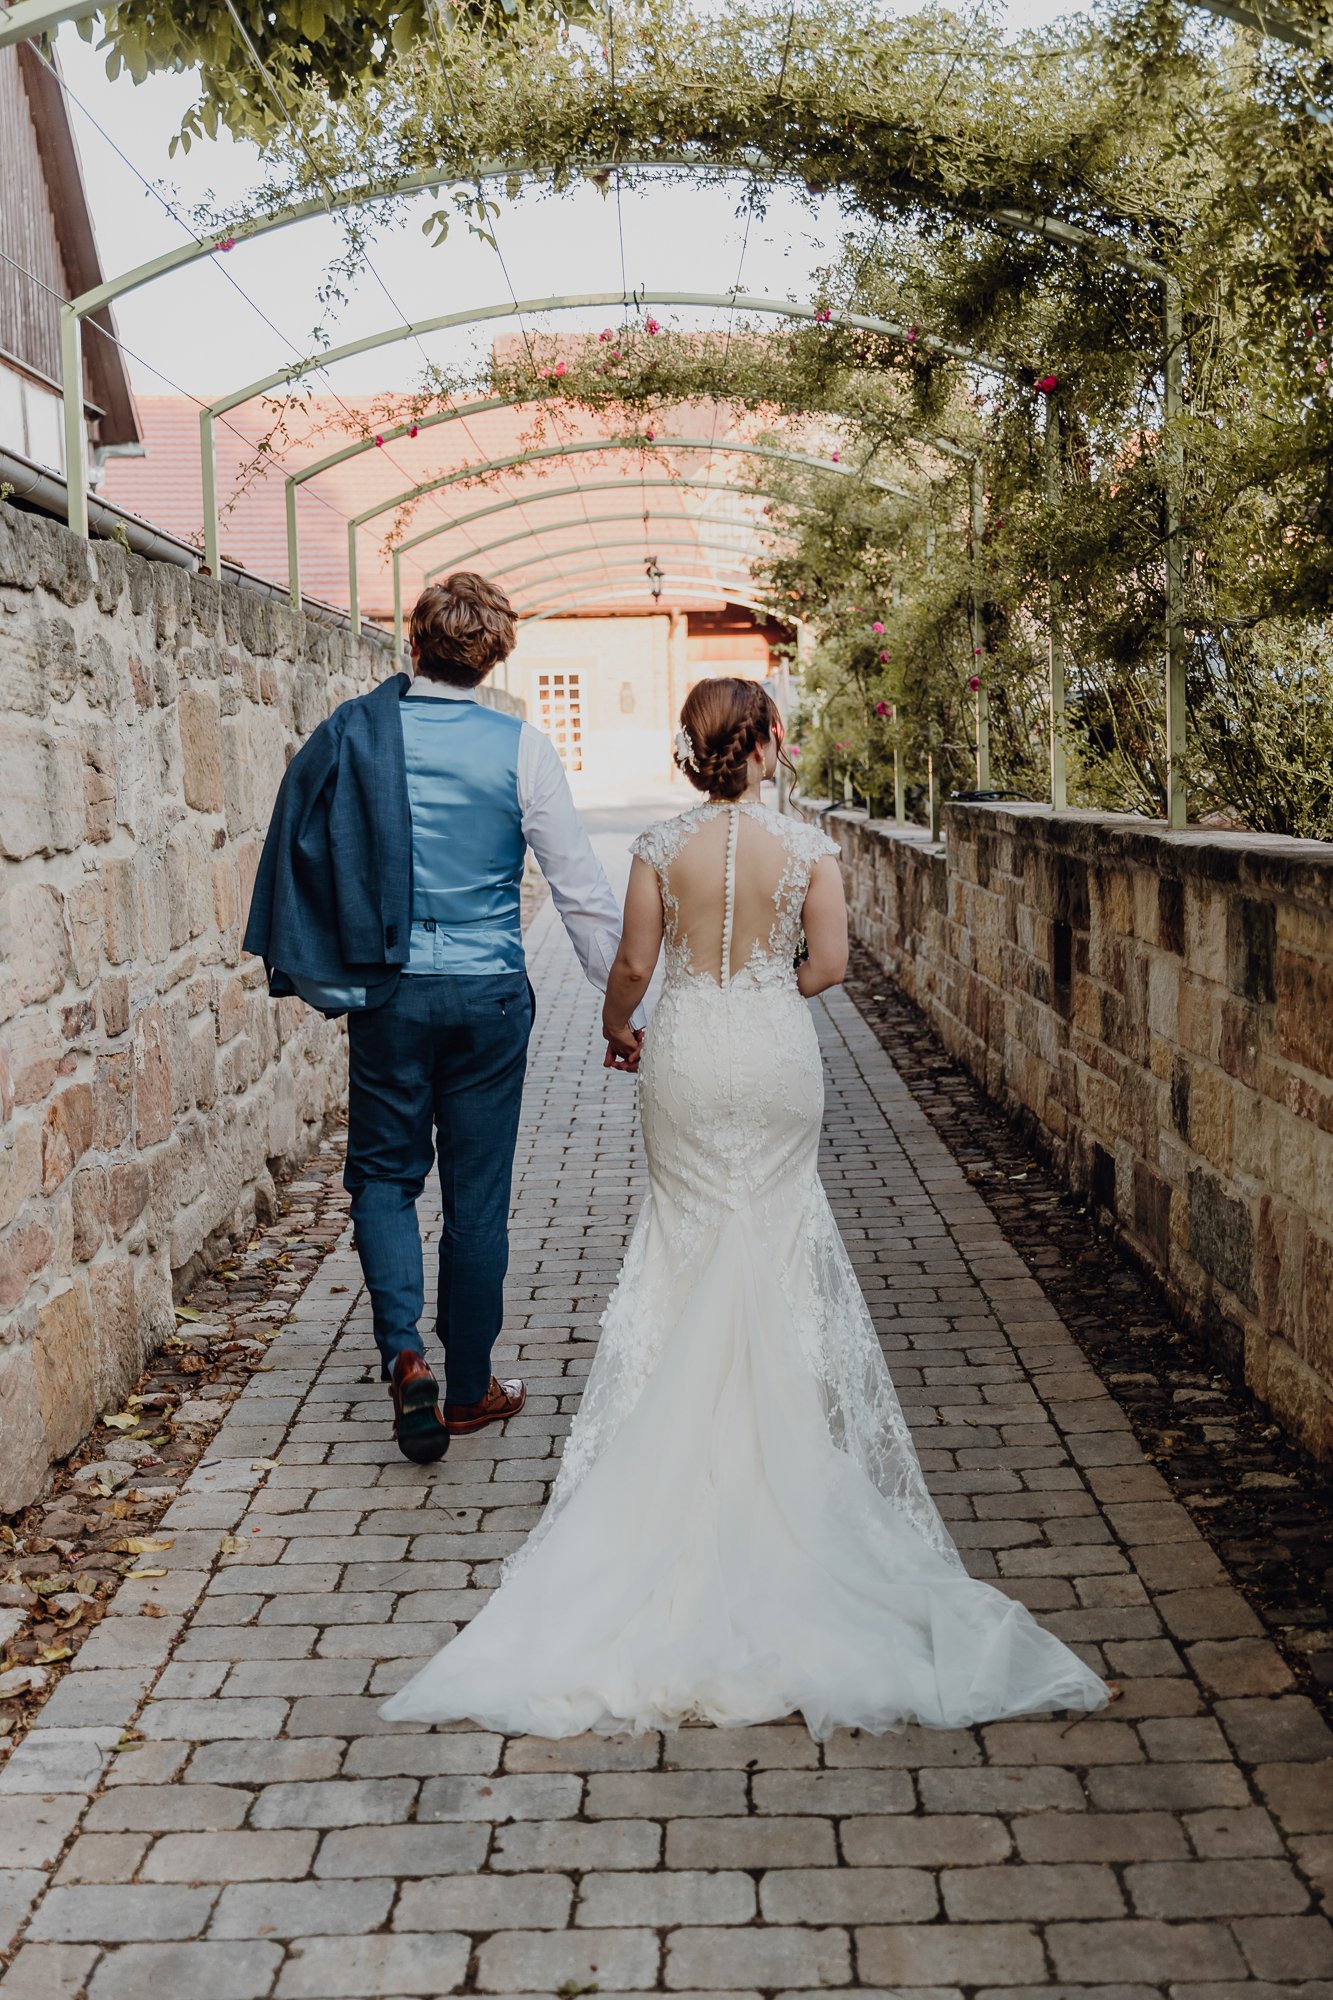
left=632, top=802, right=837, bottom=989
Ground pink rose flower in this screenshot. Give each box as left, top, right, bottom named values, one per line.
left=968, top=675, right=981, bottom=692
left=872, top=621, right=884, bottom=634
left=1036, top=373, right=1058, bottom=394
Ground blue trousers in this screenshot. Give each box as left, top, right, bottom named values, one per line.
left=344, top=972, right=534, bottom=1401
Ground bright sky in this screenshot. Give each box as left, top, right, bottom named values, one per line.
left=53, top=0, right=1075, bottom=411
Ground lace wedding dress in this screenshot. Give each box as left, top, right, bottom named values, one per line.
left=382, top=801, right=1108, bottom=1739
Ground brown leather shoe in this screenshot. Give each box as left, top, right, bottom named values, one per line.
left=442, top=1375, right=526, bottom=1435
left=389, top=1351, right=450, bottom=1464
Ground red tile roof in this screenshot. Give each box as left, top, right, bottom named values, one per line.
left=100, top=393, right=779, bottom=623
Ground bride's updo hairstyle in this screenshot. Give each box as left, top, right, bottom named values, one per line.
left=675, top=677, right=793, bottom=799
left=410, top=573, right=517, bottom=689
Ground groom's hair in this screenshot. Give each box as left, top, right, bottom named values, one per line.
left=411, top=574, right=517, bottom=688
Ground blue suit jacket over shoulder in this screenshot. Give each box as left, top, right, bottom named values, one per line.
left=243, top=672, right=413, bottom=1000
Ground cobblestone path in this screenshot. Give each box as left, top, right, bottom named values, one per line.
left=2, top=806, right=1331, bottom=1999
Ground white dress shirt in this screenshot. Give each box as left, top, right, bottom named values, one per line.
left=408, top=678, right=629, bottom=1003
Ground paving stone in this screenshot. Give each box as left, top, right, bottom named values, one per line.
left=85, top=1784, right=250, bottom=1833
left=475, top=1928, right=660, bottom=1993
left=586, top=1771, right=748, bottom=1819
left=841, top=1814, right=1013, bottom=1866
left=141, top=1831, right=319, bottom=1881
left=1214, top=1698, right=1333, bottom=1765
left=1045, top=1920, right=1249, bottom=1981
left=186, top=1739, right=346, bottom=1785
left=0, top=1944, right=101, bottom=1998
left=579, top=1869, right=757, bottom=1927
left=759, top=1865, right=939, bottom=1923
left=1253, top=1762, right=1333, bottom=1833
left=665, top=1817, right=836, bottom=1869
left=53, top=1835, right=150, bottom=1885
left=29, top=1883, right=219, bottom=1942
left=0, top=1795, right=86, bottom=1871
left=0, top=1727, right=122, bottom=1796
left=251, top=1779, right=418, bottom=1828
left=343, top=1733, right=501, bottom=1778
left=942, top=1862, right=1128, bottom=1919
left=493, top=1820, right=663, bottom=1872
left=753, top=1768, right=916, bottom=1816
left=419, top=1772, right=583, bottom=1821
left=665, top=1926, right=852, bottom=1990
left=1013, top=1811, right=1188, bottom=1861
left=211, top=1877, right=394, bottom=1938
left=138, top=1697, right=288, bottom=1740
left=315, top=1823, right=488, bottom=1877
left=1230, top=1915, right=1333, bottom=1978
left=395, top=1871, right=574, bottom=1930
left=86, top=1941, right=283, bottom=1999
left=0, top=1872, right=42, bottom=1957
left=274, top=1931, right=471, bottom=1996
left=857, top=1921, right=1048, bottom=1986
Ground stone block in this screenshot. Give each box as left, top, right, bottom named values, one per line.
left=102, top=857, right=139, bottom=965
left=1277, top=944, right=1333, bottom=1081
left=132, top=1004, right=174, bottom=1148
left=41, top=1083, right=94, bottom=1193
left=31, top=1278, right=95, bottom=1460
left=0, top=1216, right=54, bottom=1311
left=0, top=1342, right=46, bottom=1511
left=1187, top=1167, right=1256, bottom=1309
left=179, top=686, right=225, bottom=815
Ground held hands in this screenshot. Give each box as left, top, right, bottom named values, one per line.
left=603, top=1020, right=644, bottom=1073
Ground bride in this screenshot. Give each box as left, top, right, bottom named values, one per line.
left=382, top=677, right=1108, bottom=1739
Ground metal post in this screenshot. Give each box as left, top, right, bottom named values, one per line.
left=286, top=480, right=301, bottom=609
left=60, top=308, right=87, bottom=538
left=1163, top=277, right=1187, bottom=829
left=927, top=720, right=942, bottom=841
left=199, top=411, right=221, bottom=576
left=892, top=705, right=904, bottom=822
left=393, top=552, right=404, bottom=666
left=970, top=456, right=990, bottom=792
left=348, top=521, right=360, bottom=636
left=1044, top=394, right=1068, bottom=810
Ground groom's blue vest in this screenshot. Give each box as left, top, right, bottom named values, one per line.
left=400, top=695, right=527, bottom=979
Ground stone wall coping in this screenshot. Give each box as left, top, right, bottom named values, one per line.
left=795, top=796, right=1333, bottom=908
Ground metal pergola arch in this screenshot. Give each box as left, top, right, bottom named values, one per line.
left=488, top=536, right=777, bottom=594
left=37, top=101, right=1188, bottom=815
left=276, top=341, right=981, bottom=613
left=519, top=570, right=782, bottom=620
left=348, top=432, right=917, bottom=636
left=423, top=509, right=780, bottom=584
left=204, top=287, right=1009, bottom=578
left=520, top=581, right=786, bottom=632
left=510, top=556, right=772, bottom=611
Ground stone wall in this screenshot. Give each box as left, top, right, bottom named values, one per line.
left=0, top=507, right=392, bottom=1511
left=795, top=798, right=1333, bottom=1462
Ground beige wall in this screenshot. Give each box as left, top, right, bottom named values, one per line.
left=508, top=611, right=774, bottom=799
left=795, top=798, right=1333, bottom=1462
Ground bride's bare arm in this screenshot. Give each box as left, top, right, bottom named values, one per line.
left=602, top=857, right=665, bottom=1067
left=797, top=856, right=849, bottom=997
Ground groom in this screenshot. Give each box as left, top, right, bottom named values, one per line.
left=244, top=573, right=638, bottom=1463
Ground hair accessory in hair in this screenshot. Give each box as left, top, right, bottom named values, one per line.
left=674, top=727, right=698, bottom=771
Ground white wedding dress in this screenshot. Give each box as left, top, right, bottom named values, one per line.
left=382, top=800, right=1108, bottom=1739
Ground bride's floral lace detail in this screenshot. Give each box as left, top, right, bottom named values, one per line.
left=630, top=801, right=838, bottom=990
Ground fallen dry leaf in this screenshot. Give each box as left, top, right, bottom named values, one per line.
left=114, top=1538, right=173, bottom=1556
left=219, top=1535, right=246, bottom=1554
left=125, top=1567, right=167, bottom=1580
left=102, top=1414, right=140, bottom=1432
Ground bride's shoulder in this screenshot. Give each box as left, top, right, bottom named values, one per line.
left=629, top=805, right=709, bottom=871
left=751, top=802, right=842, bottom=863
